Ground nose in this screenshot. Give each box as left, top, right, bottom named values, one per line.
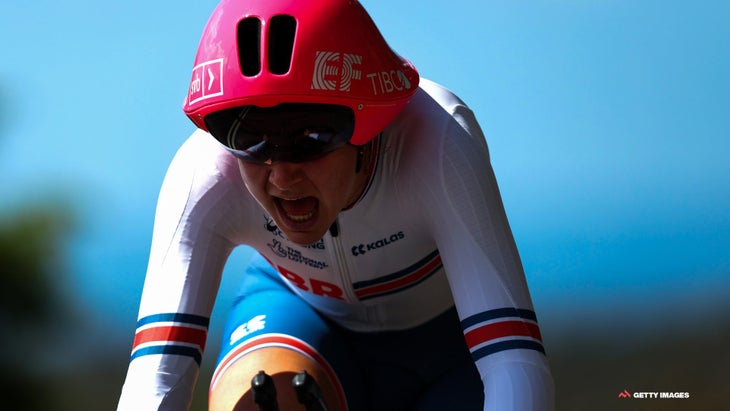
left=267, top=162, right=305, bottom=192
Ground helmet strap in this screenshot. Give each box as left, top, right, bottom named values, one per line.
left=355, top=146, right=365, bottom=173
left=354, top=139, right=375, bottom=174
left=343, top=139, right=376, bottom=211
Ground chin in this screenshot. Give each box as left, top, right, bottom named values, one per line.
left=283, top=229, right=328, bottom=247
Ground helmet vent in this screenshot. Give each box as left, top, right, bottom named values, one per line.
left=267, top=15, right=296, bottom=75
left=238, top=17, right=262, bottom=77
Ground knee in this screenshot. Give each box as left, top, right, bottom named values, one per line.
left=209, top=346, right=344, bottom=411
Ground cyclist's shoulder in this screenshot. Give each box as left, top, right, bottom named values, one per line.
left=418, top=78, right=468, bottom=108
left=383, top=79, right=483, bottom=158
left=173, top=128, right=229, bottom=161
left=165, top=129, right=240, bottom=180
left=157, top=129, right=248, bottom=212
left=392, top=78, right=476, bottom=135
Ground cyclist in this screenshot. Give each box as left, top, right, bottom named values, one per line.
left=117, top=0, right=554, bottom=410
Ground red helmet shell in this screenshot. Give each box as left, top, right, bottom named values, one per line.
left=183, top=0, right=419, bottom=145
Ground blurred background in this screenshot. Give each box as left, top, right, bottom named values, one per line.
left=1, top=0, right=728, bottom=409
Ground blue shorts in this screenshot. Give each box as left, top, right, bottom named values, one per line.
left=214, top=254, right=483, bottom=411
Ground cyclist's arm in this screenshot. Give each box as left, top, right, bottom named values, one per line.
left=117, top=131, right=248, bottom=410
left=408, top=81, right=555, bottom=410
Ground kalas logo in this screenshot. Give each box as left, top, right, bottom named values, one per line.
left=618, top=390, right=632, bottom=398
left=352, top=231, right=405, bottom=256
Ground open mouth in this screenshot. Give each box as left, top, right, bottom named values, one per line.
left=275, top=196, right=319, bottom=225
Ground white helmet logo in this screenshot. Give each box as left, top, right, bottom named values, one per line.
left=311, top=51, right=362, bottom=92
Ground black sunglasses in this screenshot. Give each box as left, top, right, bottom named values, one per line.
left=205, top=103, right=355, bottom=164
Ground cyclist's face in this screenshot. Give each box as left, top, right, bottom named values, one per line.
left=238, top=145, right=366, bottom=245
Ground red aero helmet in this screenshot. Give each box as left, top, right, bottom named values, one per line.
left=183, top=0, right=420, bottom=146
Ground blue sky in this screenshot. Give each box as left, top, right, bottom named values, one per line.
left=2, top=0, right=729, bottom=352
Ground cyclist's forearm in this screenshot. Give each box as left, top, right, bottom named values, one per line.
left=479, top=350, right=555, bottom=411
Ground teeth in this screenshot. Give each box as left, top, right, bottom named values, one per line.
left=277, top=197, right=317, bottom=222
left=287, top=209, right=316, bottom=222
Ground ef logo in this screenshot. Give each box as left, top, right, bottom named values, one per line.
left=311, top=51, right=362, bottom=92
left=229, top=314, right=266, bottom=344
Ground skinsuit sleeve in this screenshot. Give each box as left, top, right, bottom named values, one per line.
left=117, top=130, right=250, bottom=410
left=394, top=80, right=555, bottom=410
